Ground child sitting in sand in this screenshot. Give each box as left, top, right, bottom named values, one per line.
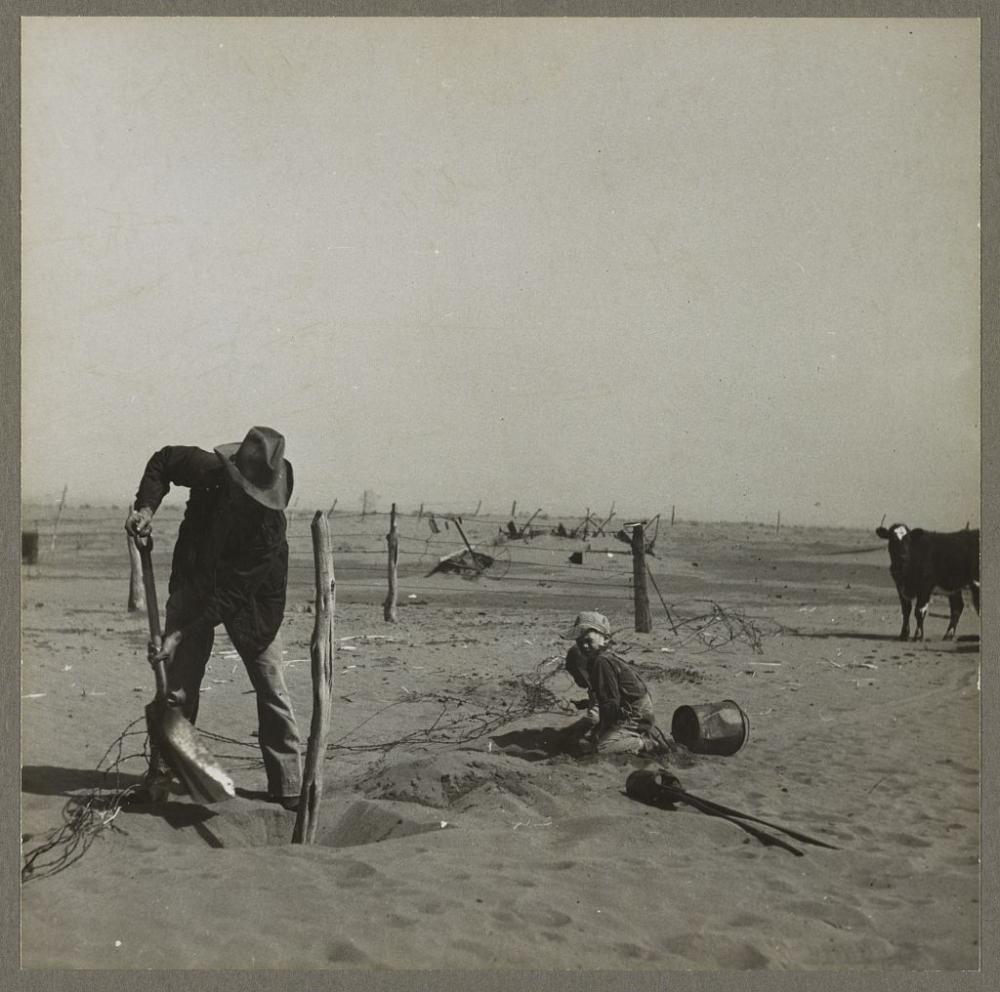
left=561, top=612, right=660, bottom=756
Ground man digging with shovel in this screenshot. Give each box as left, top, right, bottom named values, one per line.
left=124, top=427, right=303, bottom=810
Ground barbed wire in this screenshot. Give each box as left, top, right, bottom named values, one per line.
left=20, top=596, right=786, bottom=885
left=21, top=719, right=150, bottom=884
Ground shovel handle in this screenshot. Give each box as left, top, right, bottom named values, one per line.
left=134, top=536, right=162, bottom=640
left=133, top=535, right=168, bottom=699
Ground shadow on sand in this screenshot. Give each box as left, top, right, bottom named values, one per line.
left=793, top=630, right=979, bottom=649
left=490, top=720, right=593, bottom=762
left=21, top=764, right=145, bottom=797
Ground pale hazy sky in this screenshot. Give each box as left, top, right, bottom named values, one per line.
left=21, top=17, right=980, bottom=528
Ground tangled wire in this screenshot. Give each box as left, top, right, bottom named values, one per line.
left=664, top=602, right=787, bottom=654
left=321, top=656, right=567, bottom=755
left=21, top=719, right=150, bottom=885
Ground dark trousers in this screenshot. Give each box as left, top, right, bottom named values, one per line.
left=149, top=590, right=302, bottom=798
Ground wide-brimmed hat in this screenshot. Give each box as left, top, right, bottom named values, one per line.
left=214, top=426, right=294, bottom=510
left=561, top=611, right=611, bottom=641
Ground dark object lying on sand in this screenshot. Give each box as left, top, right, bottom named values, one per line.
left=625, top=768, right=838, bottom=857
left=426, top=547, right=495, bottom=577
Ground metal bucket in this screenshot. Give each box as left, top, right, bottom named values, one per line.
left=22, top=530, right=39, bottom=564
left=671, top=699, right=749, bottom=756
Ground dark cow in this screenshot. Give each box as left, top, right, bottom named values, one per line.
left=875, top=523, right=980, bottom=641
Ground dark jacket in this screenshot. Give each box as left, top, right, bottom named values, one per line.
left=565, top=644, right=592, bottom=693
left=586, top=648, right=651, bottom=731
left=135, top=445, right=289, bottom=656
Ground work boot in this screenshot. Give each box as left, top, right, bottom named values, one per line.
left=125, top=769, right=174, bottom=805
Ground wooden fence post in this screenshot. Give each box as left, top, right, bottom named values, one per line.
left=510, top=500, right=517, bottom=518
left=776, top=511, right=781, bottom=535
left=50, top=485, right=67, bottom=552
left=292, top=511, right=336, bottom=844
left=645, top=561, right=678, bottom=635
left=631, top=523, right=653, bottom=633
left=671, top=505, right=675, bottom=526
left=127, top=533, right=145, bottom=612
left=593, top=503, right=615, bottom=536
left=451, top=516, right=483, bottom=575
left=519, top=508, right=543, bottom=538
left=383, top=503, right=399, bottom=622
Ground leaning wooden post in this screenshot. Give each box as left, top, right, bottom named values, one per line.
left=631, top=523, right=653, bottom=633
left=510, top=500, right=517, bottom=518
left=776, top=510, right=781, bottom=535
left=518, top=507, right=543, bottom=538
left=292, top=512, right=336, bottom=844
left=451, top=516, right=483, bottom=575
left=671, top=505, right=675, bottom=526
left=383, top=503, right=399, bottom=622
left=645, top=561, right=678, bottom=636
left=127, top=533, right=146, bottom=612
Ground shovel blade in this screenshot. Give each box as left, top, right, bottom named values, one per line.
left=145, top=700, right=235, bottom=805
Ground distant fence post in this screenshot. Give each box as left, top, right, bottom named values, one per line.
left=776, top=511, right=781, bottom=535
left=510, top=500, right=517, bottom=518
left=383, top=503, right=399, bottom=622
left=594, top=503, right=615, bottom=536
left=671, top=505, right=675, bottom=526
left=292, top=511, right=336, bottom=845
left=631, top=523, right=653, bottom=633
left=50, top=485, right=67, bottom=552
left=127, top=534, right=145, bottom=612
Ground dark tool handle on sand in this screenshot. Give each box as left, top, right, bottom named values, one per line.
left=659, top=782, right=838, bottom=851
left=134, top=536, right=168, bottom=700
left=667, top=789, right=805, bottom=856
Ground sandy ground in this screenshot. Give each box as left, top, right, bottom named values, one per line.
left=19, top=507, right=980, bottom=970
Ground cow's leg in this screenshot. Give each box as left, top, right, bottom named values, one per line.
left=896, top=589, right=912, bottom=641
left=913, top=592, right=930, bottom=641
left=971, top=581, right=981, bottom=615
left=944, top=591, right=964, bottom=640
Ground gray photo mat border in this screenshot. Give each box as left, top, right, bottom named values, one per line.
left=1, top=2, right=996, bottom=990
